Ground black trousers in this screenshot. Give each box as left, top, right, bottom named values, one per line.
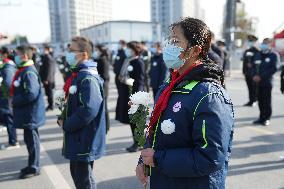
left=23, top=129, right=40, bottom=171
left=245, top=75, right=257, bottom=103
left=70, top=161, right=96, bottom=189
left=258, top=84, right=272, bottom=121
left=0, top=112, right=17, bottom=145
left=43, top=83, right=54, bottom=108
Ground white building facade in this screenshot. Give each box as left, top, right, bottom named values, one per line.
left=48, top=0, right=112, bottom=43
left=80, top=20, right=161, bottom=45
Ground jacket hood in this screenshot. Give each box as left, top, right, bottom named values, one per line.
left=182, top=59, right=224, bottom=86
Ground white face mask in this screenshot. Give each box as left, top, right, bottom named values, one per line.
left=162, top=40, right=193, bottom=69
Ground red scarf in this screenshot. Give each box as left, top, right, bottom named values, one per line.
left=63, top=72, right=78, bottom=97
left=3, top=58, right=11, bottom=63
left=10, top=67, right=25, bottom=97
left=147, top=62, right=202, bottom=137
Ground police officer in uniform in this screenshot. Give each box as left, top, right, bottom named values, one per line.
left=243, top=35, right=259, bottom=106
left=252, top=38, right=278, bottom=126
left=149, top=42, right=167, bottom=98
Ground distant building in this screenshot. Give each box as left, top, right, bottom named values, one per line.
left=151, top=0, right=204, bottom=38
left=48, top=0, right=112, bottom=43
left=80, top=20, right=161, bottom=45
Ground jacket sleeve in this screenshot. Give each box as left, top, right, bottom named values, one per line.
left=132, top=60, right=145, bottom=92
left=46, top=56, right=55, bottom=83
left=2, top=67, right=14, bottom=88
left=259, top=54, right=278, bottom=80
left=153, top=93, right=233, bottom=178
left=13, top=72, right=40, bottom=108
left=63, top=78, right=103, bottom=133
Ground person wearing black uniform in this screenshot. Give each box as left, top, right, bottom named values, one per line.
left=40, top=45, right=56, bottom=111
left=114, top=40, right=127, bottom=90
left=93, top=44, right=110, bottom=133
left=252, top=38, right=278, bottom=126
left=140, top=41, right=151, bottom=92
left=124, top=41, right=145, bottom=152
left=243, top=35, right=259, bottom=106
left=217, top=40, right=230, bottom=72
left=149, top=42, right=167, bottom=98
left=210, top=31, right=224, bottom=69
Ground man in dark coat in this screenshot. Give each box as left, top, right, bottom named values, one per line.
left=40, top=45, right=56, bottom=111
left=113, top=40, right=127, bottom=90
left=252, top=38, right=278, bottom=126
left=12, top=45, right=45, bottom=179
left=149, top=42, right=167, bottom=98
left=140, top=41, right=151, bottom=92
left=242, top=35, right=259, bottom=106
left=210, top=31, right=224, bottom=69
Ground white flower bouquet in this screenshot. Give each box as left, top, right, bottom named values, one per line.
left=128, top=91, right=152, bottom=147
left=54, top=90, right=67, bottom=121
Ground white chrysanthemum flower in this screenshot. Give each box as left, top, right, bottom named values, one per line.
left=129, top=91, right=151, bottom=107
left=128, top=104, right=139, bottom=115
left=255, top=60, right=261, bottom=65
left=127, top=65, right=134, bottom=72
left=161, top=119, right=175, bottom=135
left=54, top=90, right=65, bottom=99
left=65, top=68, right=69, bottom=72
left=265, top=58, right=270, bottom=62
left=59, top=64, right=65, bottom=70
left=126, top=78, right=134, bottom=86
left=69, top=85, right=77, bottom=94
left=0, top=77, right=3, bottom=84
left=13, top=80, right=20, bottom=87
left=246, top=52, right=254, bottom=56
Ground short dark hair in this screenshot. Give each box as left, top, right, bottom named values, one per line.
left=71, top=36, right=93, bottom=57
left=127, top=41, right=142, bottom=56
left=154, top=42, right=161, bottom=49
left=0, top=47, right=9, bottom=55
left=247, top=35, right=258, bottom=42
left=119, top=40, right=126, bottom=46
left=170, top=17, right=212, bottom=59
left=263, top=38, right=272, bottom=44
left=141, top=41, right=146, bottom=45
left=95, top=44, right=109, bottom=57
left=16, top=45, right=33, bottom=59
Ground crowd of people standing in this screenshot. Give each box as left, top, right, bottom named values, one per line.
left=0, top=16, right=283, bottom=189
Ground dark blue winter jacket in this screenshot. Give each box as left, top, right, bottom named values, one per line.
left=0, top=60, right=16, bottom=114
left=63, top=60, right=106, bottom=162
left=12, top=60, right=45, bottom=129
left=142, top=63, right=234, bottom=189
left=252, top=50, right=278, bottom=87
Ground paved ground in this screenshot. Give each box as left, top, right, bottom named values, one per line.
left=0, top=69, right=284, bottom=189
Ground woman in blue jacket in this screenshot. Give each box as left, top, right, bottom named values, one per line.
left=136, top=17, right=234, bottom=189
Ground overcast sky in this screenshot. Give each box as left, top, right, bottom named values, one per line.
left=0, top=0, right=284, bottom=43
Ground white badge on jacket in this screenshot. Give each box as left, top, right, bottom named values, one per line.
left=173, top=102, right=181, bottom=112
